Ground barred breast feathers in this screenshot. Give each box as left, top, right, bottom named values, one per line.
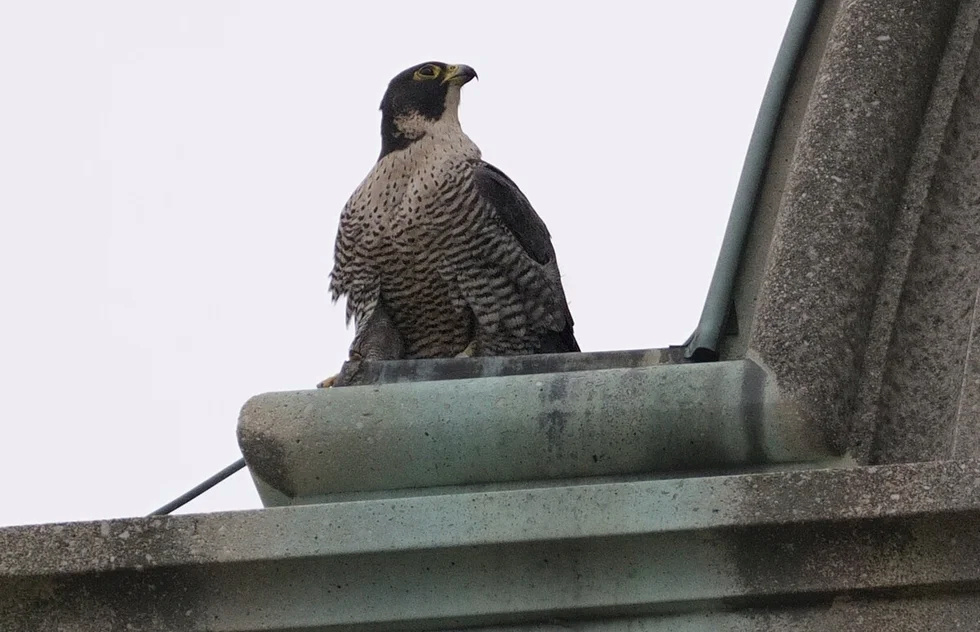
left=328, top=64, right=578, bottom=360
left=329, top=91, right=480, bottom=327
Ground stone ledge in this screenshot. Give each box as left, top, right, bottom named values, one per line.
left=2, top=460, right=979, bottom=631
left=334, top=347, right=685, bottom=387
left=238, top=360, right=835, bottom=505
left=472, top=594, right=980, bottom=631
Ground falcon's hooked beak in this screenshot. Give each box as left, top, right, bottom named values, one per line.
left=442, top=64, right=478, bottom=86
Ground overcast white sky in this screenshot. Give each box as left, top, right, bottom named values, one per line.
left=0, top=2, right=794, bottom=527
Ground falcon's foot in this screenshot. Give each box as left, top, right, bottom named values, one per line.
left=316, top=351, right=363, bottom=388
left=455, top=340, right=480, bottom=358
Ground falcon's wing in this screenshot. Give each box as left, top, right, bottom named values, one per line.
left=471, top=161, right=579, bottom=352
left=473, top=162, right=554, bottom=265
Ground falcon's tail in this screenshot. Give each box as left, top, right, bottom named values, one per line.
left=536, top=325, right=580, bottom=354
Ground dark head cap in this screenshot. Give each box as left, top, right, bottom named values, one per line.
left=379, top=61, right=478, bottom=159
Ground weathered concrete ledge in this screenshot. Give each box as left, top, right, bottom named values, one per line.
left=238, top=359, right=835, bottom=505
left=3, top=460, right=979, bottom=631
left=333, top=347, right=684, bottom=387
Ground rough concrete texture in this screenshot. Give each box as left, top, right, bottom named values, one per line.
left=748, top=0, right=979, bottom=459
left=721, top=0, right=841, bottom=361
left=474, top=593, right=980, bottom=631
left=954, top=288, right=980, bottom=459
left=3, top=460, right=979, bottom=631
left=238, top=360, right=834, bottom=503
left=0, top=518, right=213, bottom=631
left=846, top=0, right=980, bottom=464
left=870, top=14, right=980, bottom=462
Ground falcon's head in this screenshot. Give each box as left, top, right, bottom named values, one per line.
left=378, top=61, right=478, bottom=159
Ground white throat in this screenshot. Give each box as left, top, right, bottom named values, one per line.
left=393, top=86, right=465, bottom=142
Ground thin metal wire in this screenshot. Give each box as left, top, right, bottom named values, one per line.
left=148, top=458, right=247, bottom=516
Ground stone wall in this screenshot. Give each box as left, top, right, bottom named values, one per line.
left=739, top=0, right=980, bottom=463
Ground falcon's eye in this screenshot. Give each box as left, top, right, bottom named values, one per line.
left=414, top=65, right=440, bottom=81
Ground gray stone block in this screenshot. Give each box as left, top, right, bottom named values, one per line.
left=869, top=17, right=980, bottom=462
left=749, top=0, right=961, bottom=453
left=741, top=0, right=980, bottom=462
left=3, top=460, right=979, bottom=631
left=238, top=360, right=836, bottom=505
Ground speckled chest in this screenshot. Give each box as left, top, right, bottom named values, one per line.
left=341, top=131, right=481, bottom=265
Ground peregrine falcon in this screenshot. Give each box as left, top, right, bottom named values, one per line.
left=322, top=61, right=578, bottom=384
